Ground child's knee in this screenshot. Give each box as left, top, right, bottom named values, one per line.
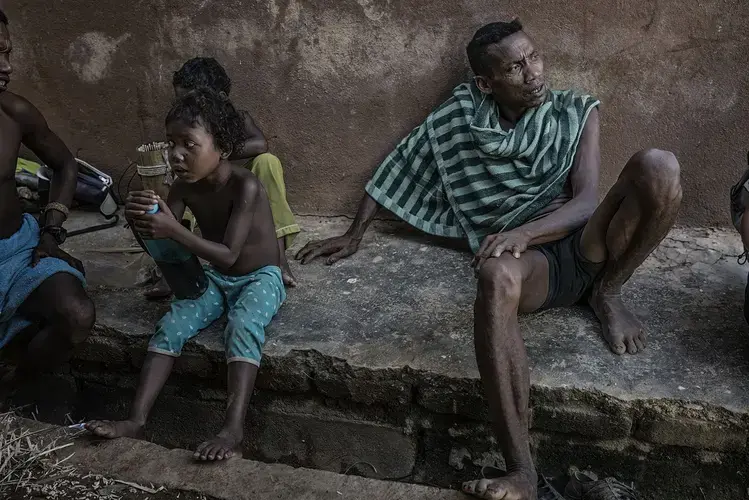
left=224, top=321, right=264, bottom=364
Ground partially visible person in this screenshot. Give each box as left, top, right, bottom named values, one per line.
left=145, top=57, right=299, bottom=299
left=87, top=88, right=285, bottom=462
left=730, top=152, right=749, bottom=324
left=0, top=9, right=94, bottom=389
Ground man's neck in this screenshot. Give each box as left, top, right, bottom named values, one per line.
left=496, top=102, right=529, bottom=127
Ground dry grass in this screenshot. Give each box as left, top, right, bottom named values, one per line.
left=0, top=411, right=77, bottom=492
left=0, top=412, right=180, bottom=499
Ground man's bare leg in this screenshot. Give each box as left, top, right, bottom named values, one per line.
left=581, top=149, right=682, bottom=354
left=194, top=361, right=257, bottom=461
left=0, top=273, right=94, bottom=405
left=86, top=352, right=174, bottom=438
left=7, top=273, right=94, bottom=378
left=463, top=252, right=550, bottom=500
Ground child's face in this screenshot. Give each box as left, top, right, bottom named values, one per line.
left=166, top=119, right=223, bottom=183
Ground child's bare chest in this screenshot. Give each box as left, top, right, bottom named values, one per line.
left=185, top=192, right=233, bottom=241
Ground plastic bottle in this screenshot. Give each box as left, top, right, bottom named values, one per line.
left=142, top=204, right=208, bottom=300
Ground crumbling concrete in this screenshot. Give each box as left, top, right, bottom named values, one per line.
left=14, top=213, right=749, bottom=499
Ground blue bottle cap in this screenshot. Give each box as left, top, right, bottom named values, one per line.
left=147, top=204, right=159, bottom=214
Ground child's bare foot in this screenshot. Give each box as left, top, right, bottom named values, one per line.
left=194, top=427, right=243, bottom=461
left=280, top=255, right=297, bottom=287
left=282, top=265, right=297, bottom=287
left=85, top=419, right=144, bottom=439
left=143, top=277, right=172, bottom=300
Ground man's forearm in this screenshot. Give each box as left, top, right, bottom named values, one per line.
left=345, top=193, right=380, bottom=240
left=516, top=197, right=596, bottom=246
left=43, top=157, right=78, bottom=227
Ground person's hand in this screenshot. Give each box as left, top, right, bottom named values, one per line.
left=295, top=234, right=361, bottom=265
left=125, top=190, right=160, bottom=219
left=471, top=230, right=531, bottom=272
left=128, top=196, right=179, bottom=239
left=32, top=232, right=85, bottom=275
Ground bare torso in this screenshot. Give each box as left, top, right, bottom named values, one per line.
left=179, top=166, right=279, bottom=276
left=0, top=92, right=27, bottom=238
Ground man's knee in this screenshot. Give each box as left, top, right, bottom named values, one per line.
left=629, top=148, right=682, bottom=202
left=57, top=293, right=95, bottom=344
left=476, top=258, right=523, bottom=304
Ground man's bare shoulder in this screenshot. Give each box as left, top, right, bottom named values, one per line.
left=0, top=91, right=41, bottom=124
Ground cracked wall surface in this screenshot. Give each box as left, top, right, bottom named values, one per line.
left=7, top=0, right=749, bottom=224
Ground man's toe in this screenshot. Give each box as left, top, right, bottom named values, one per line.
left=625, top=339, right=638, bottom=354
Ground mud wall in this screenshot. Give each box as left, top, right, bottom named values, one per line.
left=9, top=0, right=749, bottom=225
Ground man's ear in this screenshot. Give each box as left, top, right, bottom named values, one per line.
left=474, top=75, right=493, bottom=95
left=220, top=148, right=231, bottom=159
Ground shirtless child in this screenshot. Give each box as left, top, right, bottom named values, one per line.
left=86, top=88, right=285, bottom=461
left=145, top=57, right=299, bottom=300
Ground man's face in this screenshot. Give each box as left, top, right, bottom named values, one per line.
left=0, top=23, right=13, bottom=92
left=166, top=119, right=223, bottom=183
left=475, top=31, right=546, bottom=111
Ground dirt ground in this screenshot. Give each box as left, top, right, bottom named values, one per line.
left=5, top=472, right=220, bottom=500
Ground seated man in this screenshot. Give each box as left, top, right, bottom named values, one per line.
left=146, top=56, right=299, bottom=298
left=0, top=9, right=94, bottom=387
left=297, top=20, right=681, bottom=500
left=87, top=88, right=286, bottom=462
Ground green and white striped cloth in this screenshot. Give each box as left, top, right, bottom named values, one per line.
left=365, top=82, right=600, bottom=253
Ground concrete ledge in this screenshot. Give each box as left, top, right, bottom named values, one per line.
left=36, top=214, right=749, bottom=499
left=15, top=418, right=465, bottom=500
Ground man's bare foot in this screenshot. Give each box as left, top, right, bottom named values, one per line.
left=589, top=286, right=646, bottom=355
left=85, top=419, right=144, bottom=439
left=194, top=427, right=242, bottom=461
left=462, top=470, right=536, bottom=500
left=143, top=277, right=172, bottom=300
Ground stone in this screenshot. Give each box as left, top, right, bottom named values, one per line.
left=75, top=336, right=129, bottom=366
left=531, top=403, right=633, bottom=439
left=245, top=399, right=417, bottom=479
left=635, top=416, right=747, bottom=452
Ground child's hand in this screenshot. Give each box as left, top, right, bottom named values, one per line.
left=125, top=190, right=159, bottom=218
left=131, top=197, right=180, bottom=239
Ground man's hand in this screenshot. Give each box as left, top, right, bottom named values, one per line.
left=126, top=192, right=180, bottom=239
left=32, top=232, right=85, bottom=275
left=295, top=234, right=361, bottom=265
left=471, top=230, right=531, bottom=272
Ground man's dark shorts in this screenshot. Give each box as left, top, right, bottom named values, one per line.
left=533, top=228, right=605, bottom=310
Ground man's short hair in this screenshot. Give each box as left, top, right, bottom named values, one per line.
left=172, top=57, right=231, bottom=95
left=466, top=19, right=524, bottom=77
left=165, top=88, right=248, bottom=154
left=0, top=10, right=9, bottom=25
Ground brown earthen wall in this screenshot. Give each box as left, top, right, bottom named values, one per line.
left=8, top=0, right=749, bottom=225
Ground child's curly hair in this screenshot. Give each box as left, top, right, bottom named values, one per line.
left=172, top=57, right=231, bottom=95
left=165, top=88, right=248, bottom=155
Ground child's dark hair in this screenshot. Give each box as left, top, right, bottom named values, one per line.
left=172, top=57, right=231, bottom=95
left=165, top=88, right=248, bottom=155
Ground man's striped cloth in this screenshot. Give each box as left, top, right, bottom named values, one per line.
left=365, top=82, right=600, bottom=253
